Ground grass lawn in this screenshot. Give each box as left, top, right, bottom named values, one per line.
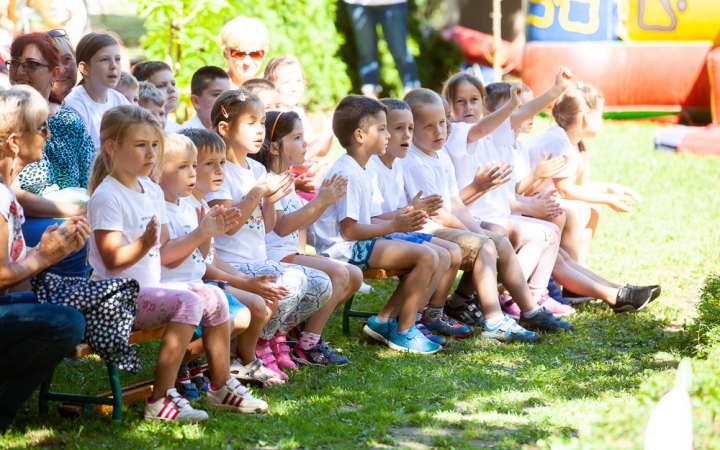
left=2, top=118, right=720, bottom=449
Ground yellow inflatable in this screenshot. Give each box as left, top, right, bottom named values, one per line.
left=620, top=0, right=720, bottom=43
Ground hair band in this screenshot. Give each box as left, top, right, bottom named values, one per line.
left=270, top=111, right=284, bottom=141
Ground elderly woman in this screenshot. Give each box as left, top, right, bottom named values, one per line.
left=8, top=32, right=94, bottom=277
left=220, top=17, right=269, bottom=87
left=0, top=85, right=87, bottom=432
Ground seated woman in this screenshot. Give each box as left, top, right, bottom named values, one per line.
left=8, top=32, right=94, bottom=277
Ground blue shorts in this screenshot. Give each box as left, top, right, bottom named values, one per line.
left=348, top=237, right=386, bottom=270
left=192, top=280, right=246, bottom=339
left=384, top=232, right=433, bottom=245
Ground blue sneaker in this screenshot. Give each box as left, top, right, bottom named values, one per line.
left=480, top=316, right=540, bottom=343
left=363, top=316, right=396, bottom=345
left=421, top=313, right=474, bottom=338
left=388, top=325, right=442, bottom=354
left=547, top=277, right=571, bottom=304
left=415, top=321, right=447, bottom=346
left=519, top=306, right=575, bottom=332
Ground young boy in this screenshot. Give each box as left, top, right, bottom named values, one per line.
left=115, top=71, right=139, bottom=104
left=400, top=89, right=574, bottom=341
left=138, top=81, right=167, bottom=130
left=241, top=78, right=283, bottom=112
left=311, top=95, right=442, bottom=354
left=366, top=99, right=471, bottom=344
left=181, top=66, right=231, bottom=130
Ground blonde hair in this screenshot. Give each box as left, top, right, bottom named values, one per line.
left=89, top=105, right=165, bottom=194
left=263, top=54, right=305, bottom=84
left=117, top=71, right=139, bottom=90
left=163, top=133, right=197, bottom=160
left=0, top=85, right=49, bottom=143
left=403, top=88, right=443, bottom=113
left=138, top=81, right=165, bottom=108
left=221, top=17, right=269, bottom=51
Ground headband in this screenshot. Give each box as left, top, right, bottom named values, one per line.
left=270, top=111, right=284, bottom=141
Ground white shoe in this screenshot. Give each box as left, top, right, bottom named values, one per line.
left=144, top=388, right=208, bottom=422
left=359, top=282, right=373, bottom=294
left=206, top=378, right=268, bottom=414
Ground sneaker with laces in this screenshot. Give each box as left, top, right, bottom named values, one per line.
left=421, top=313, right=474, bottom=338
left=363, top=316, right=396, bottom=345
left=415, top=322, right=447, bottom=346
left=626, top=284, right=661, bottom=303
left=388, top=325, right=442, bottom=354
left=255, top=342, right=289, bottom=381
left=498, top=295, right=521, bottom=319
left=444, top=296, right=484, bottom=327
left=206, top=378, right=268, bottom=414
left=519, top=306, right=575, bottom=332
left=144, top=388, right=208, bottom=422
left=612, top=285, right=654, bottom=314
left=537, top=295, right=575, bottom=316
left=480, top=316, right=540, bottom=343
left=291, top=338, right=351, bottom=366
left=269, top=333, right=298, bottom=371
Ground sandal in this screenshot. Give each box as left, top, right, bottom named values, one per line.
left=229, top=356, right=278, bottom=387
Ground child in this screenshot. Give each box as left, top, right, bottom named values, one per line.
left=138, top=81, right=167, bottom=130
left=132, top=61, right=181, bottom=132
left=242, top=78, right=283, bottom=112
left=115, top=71, right=139, bottom=104
left=252, top=110, right=362, bottom=365
left=179, top=127, right=286, bottom=386
left=526, top=83, right=642, bottom=266
left=367, top=99, right=471, bottom=343
left=312, top=95, right=443, bottom=354
left=181, top=66, right=231, bottom=130
left=206, top=90, right=333, bottom=377
left=400, top=88, right=574, bottom=339
left=88, top=105, right=267, bottom=421
left=64, top=32, right=129, bottom=148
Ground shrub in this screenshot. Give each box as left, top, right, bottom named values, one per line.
left=686, top=275, right=720, bottom=356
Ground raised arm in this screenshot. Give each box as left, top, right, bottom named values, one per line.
left=467, top=84, right=522, bottom=143
left=510, top=67, right=572, bottom=129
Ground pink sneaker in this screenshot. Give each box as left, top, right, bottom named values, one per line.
left=537, top=295, right=575, bottom=316
left=269, top=332, right=298, bottom=371
left=499, top=294, right=521, bottom=319
left=255, top=342, right=288, bottom=381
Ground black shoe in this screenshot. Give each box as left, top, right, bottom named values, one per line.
left=445, top=295, right=484, bottom=327
left=627, top=284, right=661, bottom=303
left=561, top=288, right=596, bottom=304
left=612, top=285, right=654, bottom=314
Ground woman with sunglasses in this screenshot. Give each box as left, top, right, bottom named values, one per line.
left=7, top=32, right=94, bottom=278
left=220, top=17, right=269, bottom=87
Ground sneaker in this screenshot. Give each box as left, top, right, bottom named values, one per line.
left=415, top=322, right=447, bottom=346
left=175, top=365, right=199, bottom=398
left=255, top=342, right=289, bottom=381
left=498, top=295, right=521, bottom=319
left=144, top=388, right=208, bottom=422
left=359, top=282, right=374, bottom=293
left=206, top=378, right=268, bottom=414
left=269, top=333, right=298, bottom=371
left=612, top=285, right=654, bottom=314
left=561, top=288, right=596, bottom=304
left=537, top=295, right=575, bottom=316
left=187, top=357, right=209, bottom=392
left=444, top=296, right=484, bottom=327
left=547, top=277, right=570, bottom=304
left=388, top=325, right=442, bottom=354
left=480, top=316, right=540, bottom=343
left=421, top=313, right=474, bottom=338
left=627, top=284, right=661, bottom=303
left=292, top=338, right=351, bottom=366
left=519, top=306, right=575, bottom=332
left=363, top=316, right=396, bottom=345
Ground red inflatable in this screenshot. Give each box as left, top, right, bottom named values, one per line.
left=441, top=26, right=523, bottom=76
left=708, top=46, right=720, bottom=125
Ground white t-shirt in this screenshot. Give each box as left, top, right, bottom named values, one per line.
left=311, top=154, right=383, bottom=261
left=505, top=139, right=531, bottom=186
left=205, top=158, right=267, bottom=265
left=367, top=155, right=407, bottom=214
left=0, top=184, right=27, bottom=298
left=401, top=145, right=459, bottom=213
left=293, top=106, right=317, bottom=143
left=160, top=197, right=208, bottom=284
left=63, top=85, right=129, bottom=148
left=265, top=185, right=303, bottom=262
left=180, top=115, right=207, bottom=130
left=526, top=125, right=580, bottom=193
left=185, top=194, right=215, bottom=265
left=165, top=120, right=182, bottom=132
left=444, top=119, right=515, bottom=219
left=88, top=176, right=168, bottom=288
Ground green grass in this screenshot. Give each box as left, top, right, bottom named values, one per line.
left=2, top=119, right=720, bottom=449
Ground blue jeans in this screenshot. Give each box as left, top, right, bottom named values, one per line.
left=0, top=293, right=85, bottom=430
left=22, top=217, right=91, bottom=278
left=343, top=1, right=420, bottom=90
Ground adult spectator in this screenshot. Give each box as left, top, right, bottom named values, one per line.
left=8, top=32, right=93, bottom=278
left=0, top=85, right=87, bottom=432
left=48, top=28, right=77, bottom=101
left=220, top=17, right=269, bottom=87
left=342, top=0, right=420, bottom=97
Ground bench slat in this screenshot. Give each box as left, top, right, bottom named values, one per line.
left=69, top=327, right=166, bottom=358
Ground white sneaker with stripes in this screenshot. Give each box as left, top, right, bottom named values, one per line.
left=206, top=378, right=268, bottom=414
left=144, top=388, right=209, bottom=422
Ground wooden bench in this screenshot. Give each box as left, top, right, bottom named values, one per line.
left=39, top=327, right=165, bottom=421
left=341, top=269, right=410, bottom=335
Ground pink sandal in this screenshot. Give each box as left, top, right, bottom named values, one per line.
left=269, top=332, right=298, bottom=371
left=255, top=342, right=288, bottom=380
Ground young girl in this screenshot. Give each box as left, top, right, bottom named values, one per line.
left=526, top=83, right=642, bottom=266
left=251, top=110, right=361, bottom=365
left=263, top=55, right=332, bottom=197
left=131, top=61, right=181, bottom=132
left=63, top=32, right=129, bottom=148
left=88, top=105, right=267, bottom=422
left=206, top=90, right=332, bottom=378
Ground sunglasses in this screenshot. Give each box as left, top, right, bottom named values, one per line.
left=5, top=59, right=50, bottom=73
left=228, top=49, right=265, bottom=61
left=47, top=29, right=68, bottom=38
left=38, top=121, right=49, bottom=139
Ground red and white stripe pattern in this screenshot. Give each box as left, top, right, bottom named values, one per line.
left=221, top=390, right=246, bottom=408
left=157, top=396, right=182, bottom=420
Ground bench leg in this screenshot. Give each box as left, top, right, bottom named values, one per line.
left=106, top=362, right=123, bottom=421
left=38, top=370, right=54, bottom=415
left=342, top=295, right=354, bottom=335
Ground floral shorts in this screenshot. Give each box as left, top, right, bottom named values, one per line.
left=348, top=237, right=386, bottom=270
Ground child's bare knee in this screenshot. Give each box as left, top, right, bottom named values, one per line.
left=477, top=239, right=497, bottom=261
left=436, top=247, right=451, bottom=271
left=347, top=265, right=363, bottom=291
left=233, top=308, right=251, bottom=333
